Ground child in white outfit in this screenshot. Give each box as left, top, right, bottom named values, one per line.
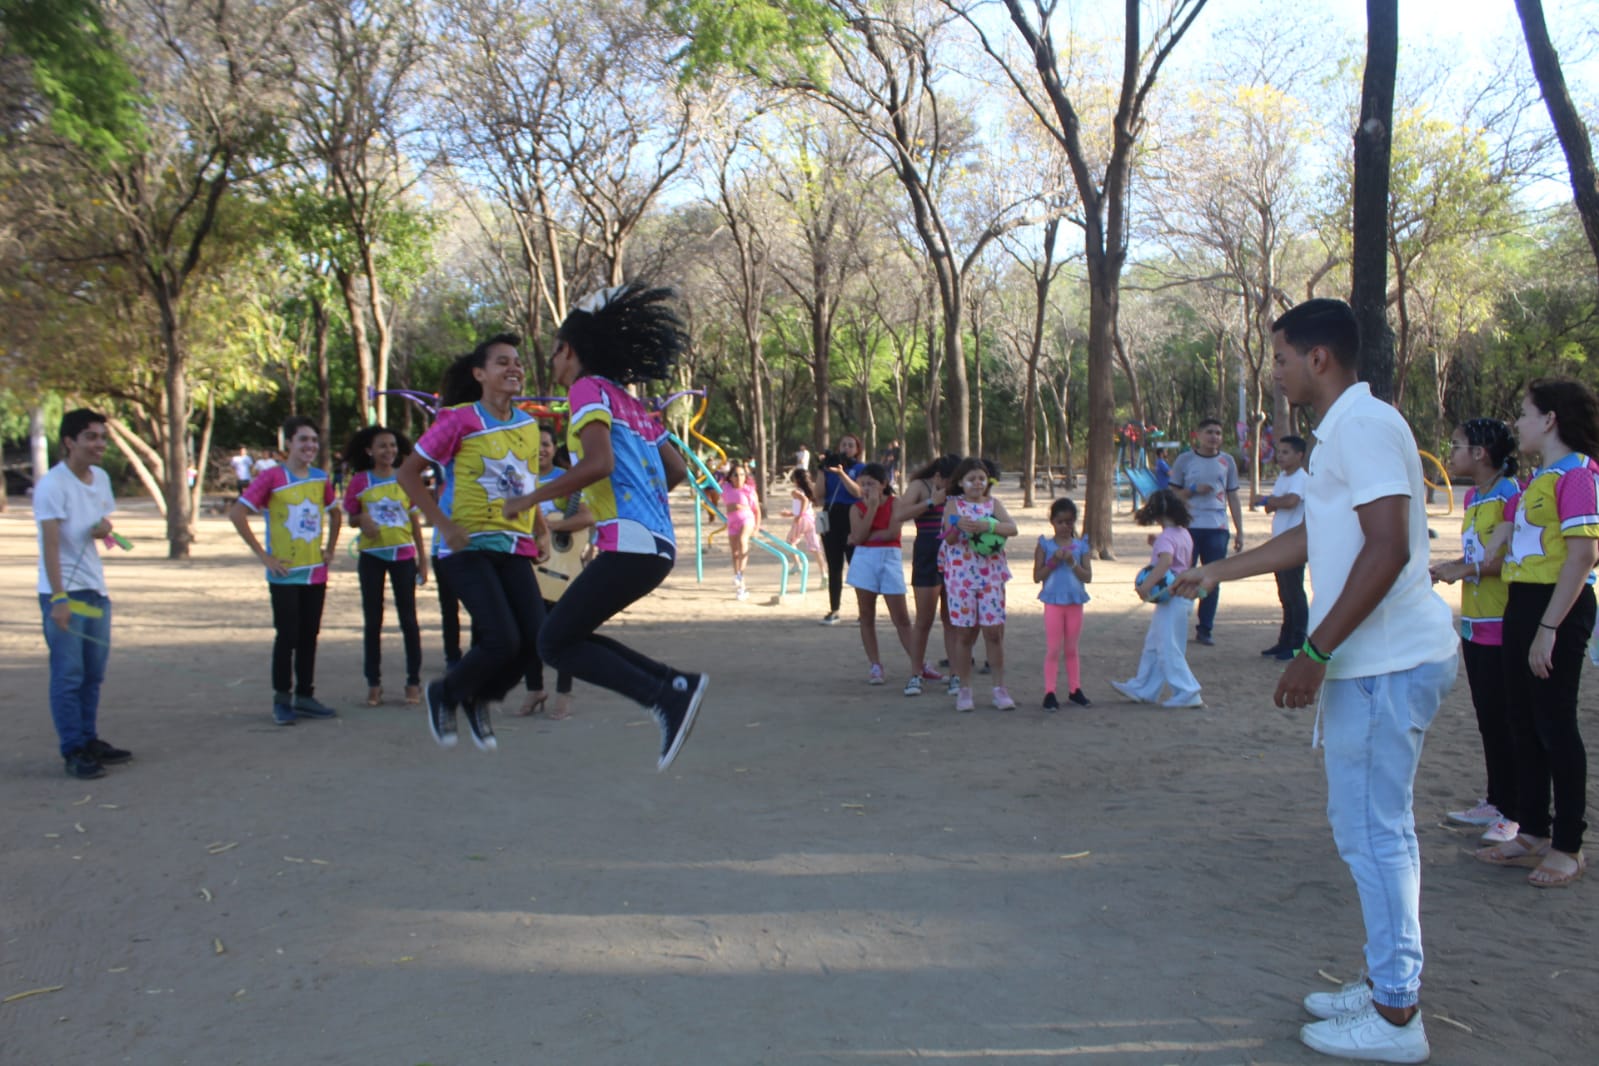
left=1112, top=489, right=1203, bottom=708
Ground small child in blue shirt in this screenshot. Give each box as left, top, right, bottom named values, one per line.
left=1033, top=498, right=1092, bottom=709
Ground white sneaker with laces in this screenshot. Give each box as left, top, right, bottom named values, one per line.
left=903, top=675, right=923, bottom=697
left=867, top=663, right=885, bottom=685
left=947, top=675, right=961, bottom=696
left=1299, top=1002, right=1428, bottom=1063
left=1304, top=979, right=1373, bottom=1020
left=1480, top=817, right=1520, bottom=844
left=991, top=686, right=1016, bottom=710
left=1447, top=799, right=1501, bottom=826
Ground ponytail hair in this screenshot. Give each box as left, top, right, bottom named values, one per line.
left=1459, top=417, right=1519, bottom=479
left=439, top=332, right=522, bottom=407
left=1526, top=378, right=1599, bottom=459
left=557, top=283, right=687, bottom=385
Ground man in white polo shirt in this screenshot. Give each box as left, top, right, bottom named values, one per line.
left=1174, top=298, right=1457, bottom=1064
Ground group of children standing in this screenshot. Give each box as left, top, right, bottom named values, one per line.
left=225, top=283, right=707, bottom=772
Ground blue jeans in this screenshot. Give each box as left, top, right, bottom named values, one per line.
left=1321, top=656, right=1457, bottom=1008
left=40, top=591, right=112, bottom=757
left=1190, top=528, right=1230, bottom=635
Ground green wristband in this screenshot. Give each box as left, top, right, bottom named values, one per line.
left=50, top=593, right=69, bottom=603
left=1300, top=637, right=1332, bottom=664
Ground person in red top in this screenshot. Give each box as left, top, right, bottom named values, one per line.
left=846, top=463, right=917, bottom=689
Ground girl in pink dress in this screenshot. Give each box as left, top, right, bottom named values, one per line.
left=938, top=457, right=1019, bottom=712
left=787, top=469, right=825, bottom=578
left=721, top=460, right=761, bottom=600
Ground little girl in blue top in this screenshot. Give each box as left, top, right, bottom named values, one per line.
left=1033, top=498, right=1092, bottom=709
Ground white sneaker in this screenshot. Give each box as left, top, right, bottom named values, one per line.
left=1447, top=799, right=1502, bottom=826
left=1161, top=691, right=1204, bottom=708
left=1299, top=1002, right=1428, bottom=1063
left=903, top=675, right=923, bottom=697
left=867, top=663, right=885, bottom=685
left=735, top=585, right=749, bottom=601
left=1480, top=817, right=1520, bottom=844
left=946, top=675, right=961, bottom=696
left=819, top=612, right=840, bottom=626
left=1304, top=979, right=1373, bottom=1020
left=1110, top=680, right=1146, bottom=704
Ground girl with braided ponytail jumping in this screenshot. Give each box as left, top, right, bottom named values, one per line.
left=504, top=284, right=707, bottom=771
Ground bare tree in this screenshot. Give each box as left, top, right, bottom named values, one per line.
left=1351, top=0, right=1398, bottom=397
left=1516, top=0, right=1599, bottom=279
left=948, top=0, right=1210, bottom=557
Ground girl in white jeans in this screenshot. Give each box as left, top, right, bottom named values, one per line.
left=1113, top=490, right=1203, bottom=708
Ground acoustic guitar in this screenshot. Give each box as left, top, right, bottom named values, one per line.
left=535, top=491, right=586, bottom=601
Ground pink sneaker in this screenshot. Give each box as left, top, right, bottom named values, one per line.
left=992, top=686, right=1017, bottom=711
left=1480, top=818, right=1520, bottom=844
left=920, top=663, right=944, bottom=681
left=956, top=687, right=975, bottom=712
left=1448, top=800, right=1502, bottom=826
left=867, top=663, right=885, bottom=685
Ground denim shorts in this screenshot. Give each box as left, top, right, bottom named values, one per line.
left=847, top=545, right=907, bottom=596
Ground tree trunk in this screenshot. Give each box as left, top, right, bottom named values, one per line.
left=156, top=287, right=194, bottom=558
left=314, top=296, right=332, bottom=467
left=973, top=331, right=984, bottom=457
left=339, top=268, right=375, bottom=424
left=30, top=405, right=49, bottom=481
left=941, top=293, right=969, bottom=455
left=364, top=245, right=392, bottom=426
left=105, top=418, right=167, bottom=517
left=1516, top=0, right=1599, bottom=278
left=190, top=390, right=215, bottom=520
left=811, top=304, right=831, bottom=449
left=1352, top=0, right=1398, bottom=399
left=1084, top=274, right=1118, bottom=559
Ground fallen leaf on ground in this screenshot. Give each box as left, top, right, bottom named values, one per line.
left=1058, top=851, right=1091, bottom=860
left=213, top=938, right=225, bottom=955
left=1316, top=969, right=1343, bottom=985
left=206, top=842, right=239, bottom=855
left=3, top=986, right=64, bottom=1004
left=73, top=795, right=92, bottom=806
left=1431, top=1014, right=1472, bottom=1033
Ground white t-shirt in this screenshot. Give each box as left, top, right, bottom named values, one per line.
left=1269, top=467, right=1308, bottom=537
left=1304, top=383, right=1455, bottom=680
left=230, top=454, right=254, bottom=481
left=35, top=463, right=116, bottom=596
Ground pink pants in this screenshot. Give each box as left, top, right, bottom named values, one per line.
left=1043, top=603, right=1084, bottom=694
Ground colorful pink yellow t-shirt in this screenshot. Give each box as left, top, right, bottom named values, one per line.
left=1503, top=454, right=1599, bottom=585
left=342, top=471, right=419, bottom=562
left=1458, top=477, right=1517, bottom=644
left=240, top=465, right=336, bottom=585
left=566, top=376, right=675, bottom=558
left=415, top=403, right=541, bottom=559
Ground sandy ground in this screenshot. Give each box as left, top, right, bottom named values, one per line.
left=1, top=482, right=1595, bottom=1066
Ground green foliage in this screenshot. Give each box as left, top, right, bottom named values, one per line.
left=649, top=0, right=841, bottom=81
left=0, top=0, right=147, bottom=165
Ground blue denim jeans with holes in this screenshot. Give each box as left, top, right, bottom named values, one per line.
left=1320, top=656, right=1457, bottom=1008
left=40, top=591, right=112, bottom=757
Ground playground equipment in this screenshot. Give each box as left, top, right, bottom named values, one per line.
left=687, top=394, right=728, bottom=469
left=668, top=431, right=809, bottom=598
left=1113, top=422, right=1165, bottom=506
left=1417, top=449, right=1455, bottom=516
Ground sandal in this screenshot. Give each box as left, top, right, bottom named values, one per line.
left=404, top=685, right=422, bottom=706
left=366, top=686, right=383, bottom=707
left=511, top=692, right=548, bottom=717
left=548, top=695, right=573, bottom=721
left=1475, top=835, right=1551, bottom=868
left=1528, top=850, right=1586, bottom=889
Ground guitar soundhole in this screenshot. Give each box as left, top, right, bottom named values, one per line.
left=553, top=532, right=572, bottom=552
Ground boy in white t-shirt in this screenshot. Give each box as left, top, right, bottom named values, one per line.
left=1253, top=434, right=1309, bottom=660
left=35, top=409, right=132, bottom=780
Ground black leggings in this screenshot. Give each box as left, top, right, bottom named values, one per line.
left=1460, top=637, right=1517, bottom=820
left=1502, top=581, right=1593, bottom=853
left=269, top=583, right=327, bottom=697
left=434, top=556, right=469, bottom=666
left=358, top=553, right=422, bottom=687
left=538, top=552, right=679, bottom=707
left=823, top=502, right=856, bottom=613
left=435, top=551, right=544, bottom=708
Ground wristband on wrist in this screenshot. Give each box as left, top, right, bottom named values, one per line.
left=1539, top=621, right=1560, bottom=631
left=50, top=592, right=69, bottom=603
left=1300, top=637, right=1332, bottom=664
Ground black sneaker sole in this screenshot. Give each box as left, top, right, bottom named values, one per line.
left=658, top=674, right=708, bottom=772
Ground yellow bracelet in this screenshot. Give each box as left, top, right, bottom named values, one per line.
left=50, top=593, right=69, bottom=603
